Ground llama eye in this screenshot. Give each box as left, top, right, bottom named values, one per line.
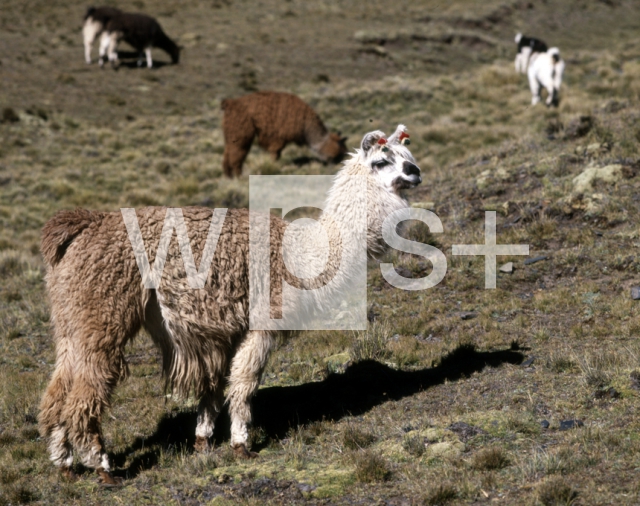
left=372, top=159, right=390, bottom=169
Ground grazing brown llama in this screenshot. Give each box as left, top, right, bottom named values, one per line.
left=221, top=91, right=348, bottom=178
left=102, top=11, right=180, bottom=68
left=38, top=126, right=421, bottom=485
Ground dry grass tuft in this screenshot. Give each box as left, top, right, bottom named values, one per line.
left=0, top=251, right=29, bottom=278
left=537, top=477, right=578, bottom=506
left=472, top=447, right=509, bottom=470
left=353, top=451, right=391, bottom=483
left=0, top=485, right=39, bottom=505
left=422, top=483, right=458, bottom=505
left=402, top=434, right=426, bottom=457
left=350, top=320, right=392, bottom=362
left=343, top=425, right=376, bottom=450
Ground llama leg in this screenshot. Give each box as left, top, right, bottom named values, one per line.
left=267, top=141, right=286, bottom=161
left=515, top=51, right=528, bottom=74
left=227, top=330, right=273, bottom=458
left=194, top=383, right=226, bottom=452
left=528, top=75, right=541, bottom=105
left=223, top=140, right=252, bottom=178
left=39, top=341, right=76, bottom=478
left=63, top=370, right=117, bottom=485
left=98, top=33, right=110, bottom=68
left=60, top=346, right=128, bottom=485
left=84, top=39, right=93, bottom=65
left=222, top=106, right=255, bottom=178
left=545, top=84, right=555, bottom=107
left=145, top=48, right=153, bottom=68
left=83, top=20, right=102, bottom=64
left=553, top=62, right=564, bottom=106
left=107, top=33, right=120, bottom=69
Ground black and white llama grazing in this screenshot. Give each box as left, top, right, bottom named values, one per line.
left=514, top=33, right=548, bottom=74
left=82, top=6, right=122, bottom=64
left=527, top=47, right=565, bottom=107
left=102, top=12, right=180, bottom=68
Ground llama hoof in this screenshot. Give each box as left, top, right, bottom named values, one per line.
left=232, top=444, right=258, bottom=459
left=60, top=466, right=78, bottom=482
left=97, top=468, right=123, bottom=487
left=194, top=436, right=211, bottom=453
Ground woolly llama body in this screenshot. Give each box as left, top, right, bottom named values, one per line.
left=221, top=91, right=348, bottom=178
left=38, top=126, right=421, bottom=484
left=528, top=47, right=565, bottom=107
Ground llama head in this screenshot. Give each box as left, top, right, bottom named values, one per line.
left=319, top=132, right=349, bottom=163
left=359, top=124, right=421, bottom=193
left=324, top=125, right=422, bottom=258
left=170, top=45, right=181, bottom=64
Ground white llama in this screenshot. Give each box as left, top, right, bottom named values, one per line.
left=527, top=47, right=565, bottom=107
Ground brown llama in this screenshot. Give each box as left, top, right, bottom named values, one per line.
left=221, top=91, right=348, bottom=177
left=38, top=126, right=421, bottom=485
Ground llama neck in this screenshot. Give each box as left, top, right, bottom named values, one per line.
left=155, top=31, right=177, bottom=57
left=305, top=113, right=330, bottom=153
left=278, top=158, right=408, bottom=327
left=297, top=159, right=407, bottom=292
left=323, top=160, right=409, bottom=258
left=310, top=132, right=330, bottom=153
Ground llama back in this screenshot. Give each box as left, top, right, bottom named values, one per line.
left=107, top=13, right=159, bottom=45
left=48, top=206, right=289, bottom=399
left=84, top=6, right=121, bottom=23
left=106, top=12, right=179, bottom=62
left=240, top=91, right=328, bottom=146
left=41, top=208, right=102, bottom=267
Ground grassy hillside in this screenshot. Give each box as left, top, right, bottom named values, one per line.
left=2, top=0, right=640, bottom=504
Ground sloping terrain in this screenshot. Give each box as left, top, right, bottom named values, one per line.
left=2, top=0, right=640, bottom=504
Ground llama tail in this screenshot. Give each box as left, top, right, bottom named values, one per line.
left=41, top=208, right=98, bottom=267
left=549, top=48, right=564, bottom=85
left=547, top=48, right=564, bottom=107
left=515, top=32, right=522, bottom=44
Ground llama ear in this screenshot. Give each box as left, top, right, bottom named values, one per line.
left=387, top=124, right=408, bottom=145
left=361, top=130, right=386, bottom=153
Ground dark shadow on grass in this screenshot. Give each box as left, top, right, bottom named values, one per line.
left=291, top=155, right=316, bottom=166
left=106, top=51, right=172, bottom=69
left=112, top=343, right=523, bottom=478
left=291, top=155, right=343, bottom=167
